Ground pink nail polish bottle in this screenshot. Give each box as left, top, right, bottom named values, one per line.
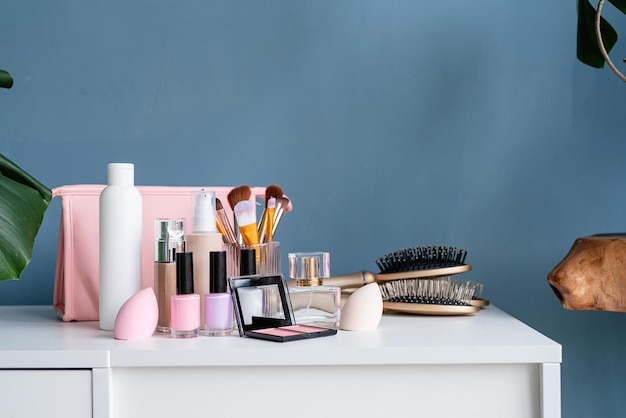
left=171, top=252, right=200, bottom=338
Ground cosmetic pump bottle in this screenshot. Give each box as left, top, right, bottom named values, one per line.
left=288, top=252, right=341, bottom=329
left=99, top=163, right=142, bottom=331
left=187, top=189, right=225, bottom=330
left=202, top=251, right=234, bottom=336
left=171, top=252, right=200, bottom=338
left=154, top=218, right=186, bottom=333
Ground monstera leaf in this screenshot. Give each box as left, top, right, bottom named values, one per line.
left=577, top=0, right=626, bottom=68
left=0, top=153, right=52, bottom=280
left=0, top=70, right=13, bottom=89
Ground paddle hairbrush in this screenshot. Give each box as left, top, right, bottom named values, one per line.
left=324, top=245, right=471, bottom=289
left=378, top=277, right=480, bottom=315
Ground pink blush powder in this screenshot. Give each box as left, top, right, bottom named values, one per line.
left=253, top=327, right=301, bottom=337
left=282, top=325, right=326, bottom=333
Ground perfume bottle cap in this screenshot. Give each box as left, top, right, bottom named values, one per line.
left=155, top=218, right=185, bottom=262
left=210, top=251, right=227, bottom=293
left=176, top=252, right=194, bottom=294
left=192, top=189, right=217, bottom=233
left=288, top=252, right=330, bottom=287
left=240, top=248, right=257, bottom=276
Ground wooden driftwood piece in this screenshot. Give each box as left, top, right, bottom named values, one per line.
left=548, top=234, right=626, bottom=312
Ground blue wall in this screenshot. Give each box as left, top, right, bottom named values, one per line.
left=2, top=1, right=626, bottom=416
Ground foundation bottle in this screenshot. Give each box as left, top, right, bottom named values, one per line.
left=288, top=252, right=341, bottom=329
left=154, top=218, right=186, bottom=333
left=187, top=189, right=225, bottom=330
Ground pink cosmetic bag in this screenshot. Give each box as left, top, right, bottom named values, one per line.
left=52, top=184, right=265, bottom=322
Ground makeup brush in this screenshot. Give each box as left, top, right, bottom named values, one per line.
left=227, top=185, right=252, bottom=246
left=227, top=185, right=252, bottom=211
left=258, top=185, right=283, bottom=243
left=215, top=216, right=227, bottom=240
left=234, top=200, right=259, bottom=247
left=324, top=245, right=471, bottom=288
left=264, top=198, right=276, bottom=243
left=215, top=198, right=237, bottom=245
left=271, top=195, right=291, bottom=236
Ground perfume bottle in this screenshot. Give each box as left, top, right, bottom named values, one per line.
left=287, top=252, right=340, bottom=329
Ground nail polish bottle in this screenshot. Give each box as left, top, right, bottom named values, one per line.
left=201, top=251, right=234, bottom=336
left=170, top=252, right=200, bottom=338
left=240, top=248, right=257, bottom=276
left=154, top=218, right=185, bottom=333
left=187, top=189, right=225, bottom=331
left=288, top=252, right=340, bottom=329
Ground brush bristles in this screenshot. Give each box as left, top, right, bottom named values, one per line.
left=265, top=184, right=283, bottom=203
left=234, top=200, right=256, bottom=226
left=282, top=195, right=292, bottom=213
left=472, top=281, right=484, bottom=300
left=227, top=185, right=252, bottom=210
left=379, top=278, right=477, bottom=306
left=375, top=245, right=467, bottom=274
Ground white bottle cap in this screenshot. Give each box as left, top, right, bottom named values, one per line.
left=107, top=163, right=135, bottom=187
left=192, top=189, right=217, bottom=233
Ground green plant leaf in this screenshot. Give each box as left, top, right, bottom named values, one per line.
left=577, top=0, right=619, bottom=68
left=0, top=153, right=52, bottom=281
left=608, top=0, right=626, bottom=15
left=0, top=70, right=13, bottom=89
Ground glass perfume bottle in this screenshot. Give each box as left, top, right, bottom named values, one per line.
left=287, top=252, right=340, bottom=329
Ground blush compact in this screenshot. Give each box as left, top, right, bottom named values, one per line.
left=229, top=274, right=337, bottom=342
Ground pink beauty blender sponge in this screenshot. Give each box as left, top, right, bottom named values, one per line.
left=114, top=287, right=158, bottom=340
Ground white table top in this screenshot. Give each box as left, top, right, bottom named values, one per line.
left=0, top=305, right=561, bottom=369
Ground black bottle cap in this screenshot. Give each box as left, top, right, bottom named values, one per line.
left=176, top=252, right=194, bottom=294
left=240, top=248, right=257, bottom=276
left=209, top=251, right=227, bottom=294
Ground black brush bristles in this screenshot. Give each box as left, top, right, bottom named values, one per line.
left=379, top=277, right=477, bottom=306
left=375, top=245, right=467, bottom=274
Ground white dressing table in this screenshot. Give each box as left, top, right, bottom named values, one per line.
left=0, top=305, right=561, bottom=418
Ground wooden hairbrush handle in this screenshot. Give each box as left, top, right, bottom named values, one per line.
left=324, top=264, right=472, bottom=289
left=323, top=271, right=376, bottom=289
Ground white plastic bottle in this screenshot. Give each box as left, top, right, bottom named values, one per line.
left=99, top=163, right=143, bottom=331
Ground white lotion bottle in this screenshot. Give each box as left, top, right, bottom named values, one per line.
left=99, top=163, right=143, bottom=331
left=187, top=189, right=225, bottom=328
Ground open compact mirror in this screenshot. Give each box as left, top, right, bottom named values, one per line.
left=229, top=274, right=337, bottom=342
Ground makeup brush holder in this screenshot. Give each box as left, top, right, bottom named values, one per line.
left=248, top=242, right=281, bottom=275
left=226, top=243, right=241, bottom=280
